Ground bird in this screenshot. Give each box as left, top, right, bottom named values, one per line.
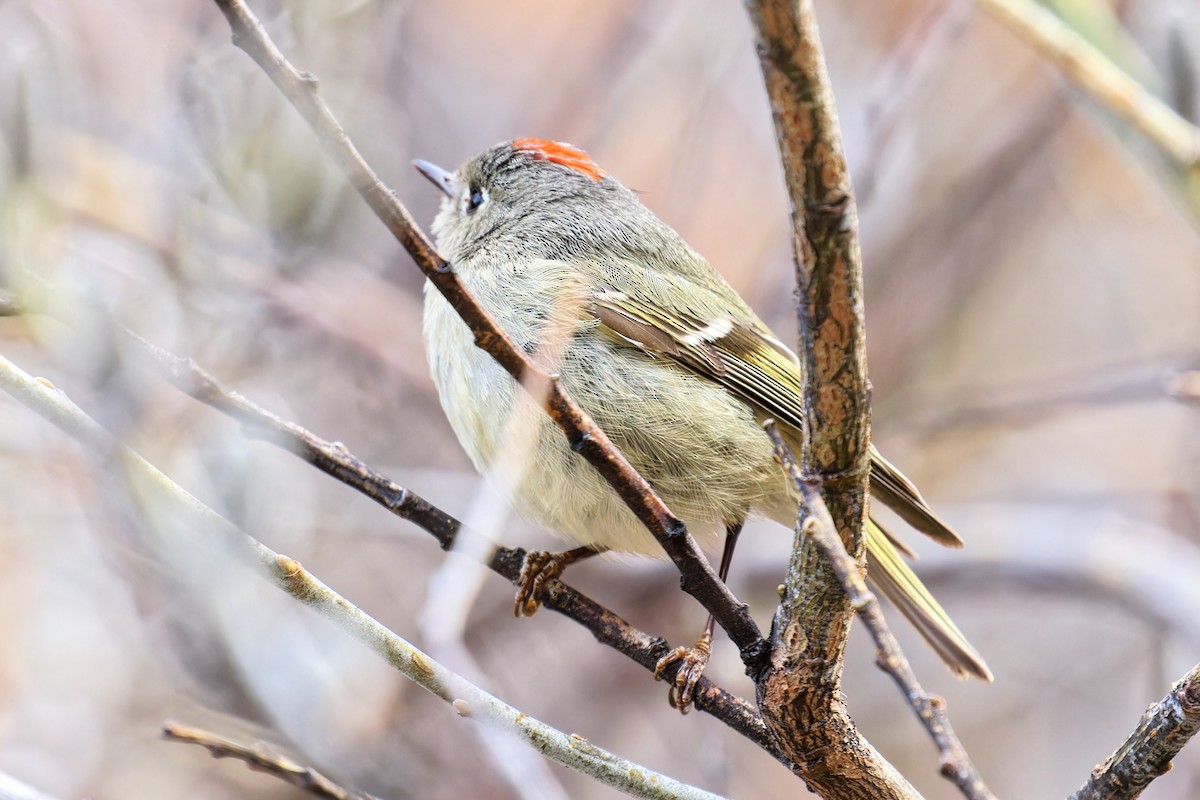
left=414, top=138, right=991, bottom=710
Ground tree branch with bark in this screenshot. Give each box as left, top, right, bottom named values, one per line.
left=744, top=2, right=997, bottom=798
left=1070, top=661, right=1200, bottom=800
left=746, top=1, right=901, bottom=796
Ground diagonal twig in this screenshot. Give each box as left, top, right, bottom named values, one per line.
left=123, top=325, right=781, bottom=759
left=206, top=0, right=767, bottom=668
left=1069, top=661, right=1200, bottom=800
left=975, top=0, right=1200, bottom=173
left=163, top=721, right=382, bottom=800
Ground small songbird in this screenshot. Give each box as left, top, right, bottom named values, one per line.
left=415, top=139, right=991, bottom=710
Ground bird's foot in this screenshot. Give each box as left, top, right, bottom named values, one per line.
left=654, top=630, right=713, bottom=714
left=513, top=548, right=589, bottom=617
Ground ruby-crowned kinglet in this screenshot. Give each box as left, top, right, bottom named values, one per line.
left=415, top=139, right=991, bottom=686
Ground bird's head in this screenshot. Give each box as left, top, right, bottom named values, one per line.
left=414, top=139, right=634, bottom=264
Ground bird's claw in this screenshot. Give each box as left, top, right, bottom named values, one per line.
left=654, top=631, right=713, bottom=714
left=514, top=550, right=565, bottom=617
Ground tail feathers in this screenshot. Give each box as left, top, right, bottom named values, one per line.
left=873, top=517, right=917, bottom=560
left=869, top=445, right=964, bottom=549
left=865, top=520, right=993, bottom=683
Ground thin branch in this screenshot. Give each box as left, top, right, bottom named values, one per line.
left=0, top=351, right=728, bottom=800
left=765, top=422, right=996, bottom=800
left=162, top=722, right=381, bottom=800
left=745, top=1, right=889, bottom=797
left=975, top=0, right=1200, bottom=172
left=206, top=0, right=766, bottom=666
left=744, top=5, right=872, bottom=482
left=1069, top=661, right=1200, bottom=800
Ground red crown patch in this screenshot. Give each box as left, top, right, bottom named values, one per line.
left=512, top=138, right=606, bottom=181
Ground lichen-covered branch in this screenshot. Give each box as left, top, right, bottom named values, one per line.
left=745, top=0, right=872, bottom=490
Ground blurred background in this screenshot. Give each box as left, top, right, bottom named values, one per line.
left=1, top=0, right=1198, bottom=797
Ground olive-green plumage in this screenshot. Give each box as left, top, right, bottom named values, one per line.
left=417, top=139, right=991, bottom=682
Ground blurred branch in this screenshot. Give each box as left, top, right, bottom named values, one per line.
left=975, top=0, right=1200, bottom=175
left=206, top=0, right=767, bottom=667
left=0, top=290, right=25, bottom=317
left=0, top=351, right=728, bottom=800
left=765, top=422, right=996, bottom=800
left=1168, top=370, right=1200, bottom=405
left=1069, top=661, right=1200, bottom=800
left=162, top=722, right=381, bottom=800
left=0, top=770, right=62, bottom=800
left=857, top=1, right=970, bottom=206
left=745, top=0, right=889, bottom=797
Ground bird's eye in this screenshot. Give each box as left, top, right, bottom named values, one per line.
left=465, top=186, right=486, bottom=213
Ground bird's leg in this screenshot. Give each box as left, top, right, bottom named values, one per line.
left=514, top=545, right=604, bottom=617
left=654, top=521, right=743, bottom=713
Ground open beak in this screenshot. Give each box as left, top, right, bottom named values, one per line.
left=413, top=159, right=458, bottom=198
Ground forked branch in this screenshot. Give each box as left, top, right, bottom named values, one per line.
left=745, top=1, right=897, bottom=796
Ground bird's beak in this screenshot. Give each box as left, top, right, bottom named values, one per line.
left=413, top=159, right=458, bottom=198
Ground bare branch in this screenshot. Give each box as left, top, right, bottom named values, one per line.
left=1070, top=661, right=1200, bottom=800
left=765, top=422, right=996, bottom=800
left=745, top=0, right=872, bottom=489
left=205, top=0, right=766, bottom=667
left=975, top=0, right=1200, bottom=172
left=0, top=351, right=728, bottom=800
left=744, top=1, right=889, bottom=796
left=162, top=722, right=381, bottom=800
